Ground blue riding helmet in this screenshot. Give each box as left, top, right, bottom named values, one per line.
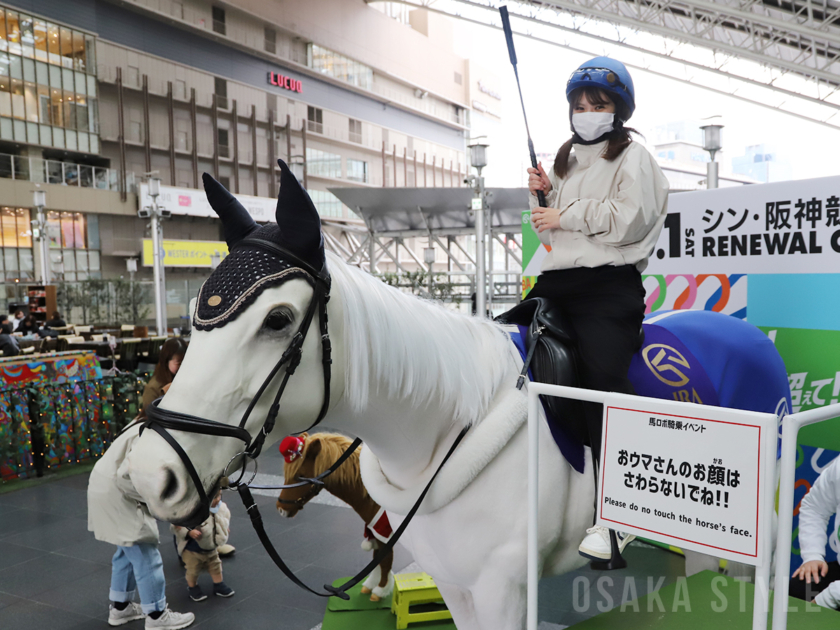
left=566, top=57, right=635, bottom=120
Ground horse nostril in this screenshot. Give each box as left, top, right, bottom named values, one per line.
left=161, top=468, right=179, bottom=501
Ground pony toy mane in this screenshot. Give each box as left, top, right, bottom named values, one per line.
left=326, top=253, right=519, bottom=427
left=285, top=432, right=364, bottom=493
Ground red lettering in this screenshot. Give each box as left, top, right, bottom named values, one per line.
left=295, top=80, right=302, bottom=93
left=284, top=76, right=291, bottom=89
left=268, top=71, right=277, bottom=86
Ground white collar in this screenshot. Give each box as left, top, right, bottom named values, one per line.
left=572, top=139, right=609, bottom=168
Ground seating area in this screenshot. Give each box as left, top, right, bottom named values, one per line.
left=9, top=323, right=181, bottom=372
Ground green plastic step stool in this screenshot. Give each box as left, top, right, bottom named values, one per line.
left=390, top=572, right=453, bottom=629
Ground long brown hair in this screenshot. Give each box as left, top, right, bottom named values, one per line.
left=153, top=338, right=187, bottom=386
left=553, top=86, right=640, bottom=179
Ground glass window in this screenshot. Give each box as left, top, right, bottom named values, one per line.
left=0, top=52, right=8, bottom=76
left=16, top=209, right=31, bottom=248
left=87, top=213, right=99, bottom=249
left=307, top=44, right=372, bottom=90
left=48, top=63, right=59, bottom=87
left=8, top=53, right=20, bottom=79
left=63, top=248, right=75, bottom=271
left=20, top=16, right=33, bottom=59
left=0, top=11, right=6, bottom=53
left=74, top=213, right=85, bottom=247
left=84, top=35, right=95, bottom=73
left=47, top=24, right=60, bottom=65
left=1, top=208, right=18, bottom=246
left=60, top=213, right=75, bottom=247
left=88, top=249, right=100, bottom=271
left=88, top=97, right=97, bottom=134
left=33, top=19, right=46, bottom=62
left=347, top=159, right=368, bottom=183
left=62, top=90, right=75, bottom=129
left=37, top=84, right=49, bottom=123
left=46, top=212, right=60, bottom=247
left=35, top=59, right=47, bottom=84
left=59, top=27, right=73, bottom=68
left=49, top=88, right=62, bottom=126
left=308, top=190, right=344, bottom=218
left=4, top=247, right=17, bottom=271
left=0, top=77, right=10, bottom=118
left=62, top=67, right=73, bottom=91
left=18, top=247, right=32, bottom=277
left=72, top=31, right=85, bottom=71
left=76, top=249, right=88, bottom=272
left=74, top=70, right=85, bottom=95
left=10, top=78, right=23, bottom=120
left=24, top=81, right=36, bottom=122
left=87, top=74, right=95, bottom=97
left=306, top=148, right=341, bottom=178
left=6, top=12, right=20, bottom=56
left=75, top=94, right=88, bottom=131
left=22, top=57, right=34, bottom=82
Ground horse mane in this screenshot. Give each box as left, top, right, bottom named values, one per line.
left=326, top=253, right=519, bottom=426
left=285, top=432, right=364, bottom=495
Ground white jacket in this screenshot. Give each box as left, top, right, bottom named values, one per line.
left=87, top=423, right=160, bottom=547
left=798, top=456, right=840, bottom=609
left=529, top=139, right=670, bottom=273
left=171, top=501, right=231, bottom=555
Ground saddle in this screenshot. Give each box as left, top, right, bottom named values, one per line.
left=496, top=298, right=589, bottom=446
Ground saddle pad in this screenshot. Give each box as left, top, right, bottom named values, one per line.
left=506, top=326, right=586, bottom=474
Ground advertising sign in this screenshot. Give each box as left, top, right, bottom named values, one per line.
left=645, top=175, right=840, bottom=275
left=138, top=184, right=276, bottom=223
left=597, top=393, right=776, bottom=564
left=142, top=239, right=229, bottom=268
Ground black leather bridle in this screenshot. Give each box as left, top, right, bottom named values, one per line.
left=141, top=236, right=332, bottom=523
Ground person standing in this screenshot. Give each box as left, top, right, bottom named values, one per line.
left=526, top=56, right=670, bottom=564
left=141, top=338, right=187, bottom=415
left=87, top=423, right=195, bottom=629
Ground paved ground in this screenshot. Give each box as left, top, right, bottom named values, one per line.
left=0, top=448, right=686, bottom=629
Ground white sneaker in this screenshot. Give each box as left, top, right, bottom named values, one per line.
left=578, top=525, right=635, bottom=561
left=144, top=608, right=195, bottom=630
left=109, top=602, right=144, bottom=626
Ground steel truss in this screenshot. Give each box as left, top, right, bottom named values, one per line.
left=374, top=0, right=840, bottom=127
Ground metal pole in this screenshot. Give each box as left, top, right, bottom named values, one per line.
left=487, top=206, right=494, bottom=316
left=37, top=206, right=49, bottom=285
left=150, top=197, right=166, bottom=336
left=475, top=174, right=486, bottom=318
left=527, top=386, right=540, bottom=630
left=707, top=160, right=719, bottom=189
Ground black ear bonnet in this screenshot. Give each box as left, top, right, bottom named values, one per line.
left=194, top=161, right=327, bottom=331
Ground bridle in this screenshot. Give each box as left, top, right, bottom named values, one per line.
left=141, top=236, right=332, bottom=523
left=139, top=235, right=470, bottom=601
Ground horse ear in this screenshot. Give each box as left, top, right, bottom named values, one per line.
left=305, top=437, right=322, bottom=460
left=202, top=173, right=258, bottom=249
left=275, top=159, right=325, bottom=271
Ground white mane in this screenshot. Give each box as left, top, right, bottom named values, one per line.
left=326, top=253, right=519, bottom=426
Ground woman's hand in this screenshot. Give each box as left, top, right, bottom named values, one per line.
left=189, top=529, right=202, bottom=540
left=793, top=559, right=828, bottom=584
left=532, top=206, right=561, bottom=233
left=527, top=162, right=552, bottom=197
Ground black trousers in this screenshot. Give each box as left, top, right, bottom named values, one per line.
left=789, top=562, right=840, bottom=602
left=526, top=265, right=646, bottom=464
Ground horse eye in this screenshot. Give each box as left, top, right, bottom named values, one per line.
left=263, top=308, right=292, bottom=332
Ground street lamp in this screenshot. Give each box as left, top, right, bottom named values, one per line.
left=700, top=117, right=724, bottom=190
left=467, top=138, right=489, bottom=317
left=424, top=246, right=436, bottom=297
left=140, top=174, right=169, bottom=336
left=31, top=188, right=49, bottom=285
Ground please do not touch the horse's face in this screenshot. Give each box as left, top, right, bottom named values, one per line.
left=125, top=163, right=337, bottom=526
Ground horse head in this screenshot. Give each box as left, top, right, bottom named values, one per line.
left=126, top=160, right=344, bottom=526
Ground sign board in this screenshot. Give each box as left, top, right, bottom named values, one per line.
left=142, top=239, right=229, bottom=268
left=645, top=175, right=840, bottom=275
left=596, top=392, right=777, bottom=564
left=138, top=184, right=277, bottom=223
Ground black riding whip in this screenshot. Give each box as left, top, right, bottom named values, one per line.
left=499, top=5, right=547, bottom=208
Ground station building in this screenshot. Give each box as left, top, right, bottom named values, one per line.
left=0, top=0, right=499, bottom=320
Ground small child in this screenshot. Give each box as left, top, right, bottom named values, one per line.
left=171, top=490, right=235, bottom=601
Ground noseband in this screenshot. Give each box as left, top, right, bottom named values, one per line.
left=141, top=237, right=332, bottom=523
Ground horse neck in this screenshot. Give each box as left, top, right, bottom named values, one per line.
left=324, top=475, right=380, bottom=524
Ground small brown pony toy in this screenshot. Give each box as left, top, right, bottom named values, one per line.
left=277, top=432, right=395, bottom=601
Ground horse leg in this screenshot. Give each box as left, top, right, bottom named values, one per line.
left=361, top=561, right=380, bottom=595
left=435, top=581, right=480, bottom=630
left=470, top=572, right=526, bottom=630
left=370, top=549, right=394, bottom=601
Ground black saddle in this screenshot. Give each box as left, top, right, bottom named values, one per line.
left=496, top=298, right=589, bottom=446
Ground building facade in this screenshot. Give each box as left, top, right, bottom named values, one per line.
left=0, top=0, right=485, bottom=321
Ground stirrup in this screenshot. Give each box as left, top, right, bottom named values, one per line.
left=589, top=530, right=628, bottom=571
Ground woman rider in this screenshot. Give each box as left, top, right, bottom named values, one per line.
left=526, top=57, right=670, bottom=564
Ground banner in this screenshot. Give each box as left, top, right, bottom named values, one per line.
left=138, top=183, right=276, bottom=223
left=646, top=175, right=840, bottom=275
left=598, top=393, right=776, bottom=564
left=142, top=239, right=229, bottom=268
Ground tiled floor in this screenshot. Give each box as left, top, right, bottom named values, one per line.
left=0, top=448, right=687, bottom=629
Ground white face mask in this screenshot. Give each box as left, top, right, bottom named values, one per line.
left=209, top=505, right=220, bottom=514
left=572, top=112, right=614, bottom=142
